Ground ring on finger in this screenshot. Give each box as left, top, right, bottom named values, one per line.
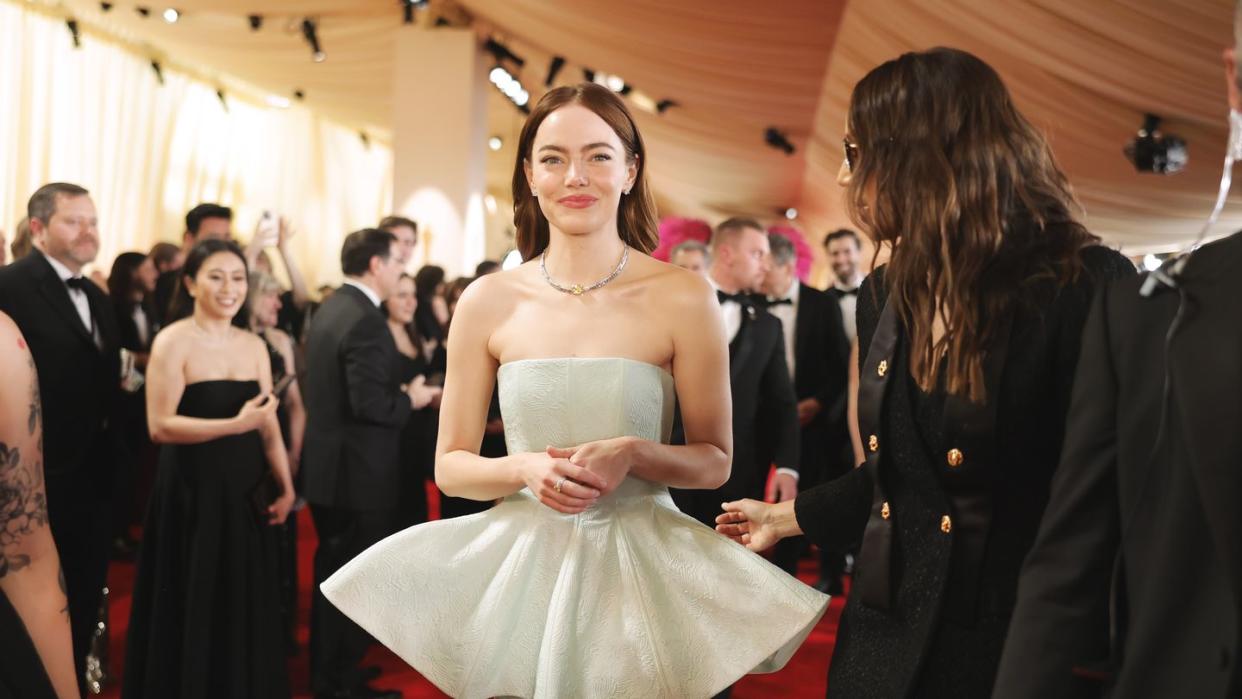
left=554, top=477, right=566, bottom=494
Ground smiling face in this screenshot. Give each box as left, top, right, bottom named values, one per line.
left=387, top=275, right=417, bottom=325
left=186, top=251, right=248, bottom=321
left=524, top=104, right=637, bottom=240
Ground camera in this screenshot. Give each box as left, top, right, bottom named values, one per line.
left=1124, top=114, right=1187, bottom=174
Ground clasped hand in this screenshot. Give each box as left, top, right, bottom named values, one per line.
left=523, top=437, right=635, bottom=514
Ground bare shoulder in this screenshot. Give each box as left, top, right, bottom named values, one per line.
left=266, top=328, right=294, bottom=355
left=631, top=253, right=716, bottom=311
left=453, top=264, right=526, bottom=322
left=149, top=319, right=190, bottom=356
left=0, top=311, right=31, bottom=374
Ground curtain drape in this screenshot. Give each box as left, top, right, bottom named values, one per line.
left=0, top=1, right=393, bottom=286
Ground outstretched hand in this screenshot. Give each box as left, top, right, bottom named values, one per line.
left=716, top=498, right=788, bottom=552
left=545, top=437, right=635, bottom=497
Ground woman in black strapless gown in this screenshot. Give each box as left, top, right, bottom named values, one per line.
left=123, top=240, right=294, bottom=699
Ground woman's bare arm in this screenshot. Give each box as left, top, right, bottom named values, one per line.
left=0, top=314, right=76, bottom=698
left=624, top=272, right=731, bottom=489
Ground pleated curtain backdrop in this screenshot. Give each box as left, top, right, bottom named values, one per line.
left=0, top=1, right=393, bottom=286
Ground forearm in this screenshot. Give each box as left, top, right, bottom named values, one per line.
left=627, top=437, right=729, bottom=489
left=278, top=245, right=311, bottom=309
left=288, top=403, right=306, bottom=463
left=435, top=449, right=528, bottom=501
left=763, top=499, right=803, bottom=540
left=261, top=420, right=295, bottom=492
left=0, top=544, right=76, bottom=699
left=149, top=414, right=243, bottom=444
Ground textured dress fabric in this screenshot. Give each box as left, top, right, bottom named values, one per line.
left=323, top=357, right=829, bottom=699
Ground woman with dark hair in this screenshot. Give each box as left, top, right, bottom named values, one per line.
left=108, top=251, right=159, bottom=361
left=383, top=272, right=441, bottom=530
left=123, top=238, right=294, bottom=698
left=322, top=83, right=828, bottom=698
left=715, top=47, right=1135, bottom=697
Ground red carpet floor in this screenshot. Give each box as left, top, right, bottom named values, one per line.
left=99, top=486, right=844, bottom=698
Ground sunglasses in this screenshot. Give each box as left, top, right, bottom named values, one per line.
left=843, top=138, right=859, bottom=172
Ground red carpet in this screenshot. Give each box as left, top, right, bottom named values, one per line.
left=99, top=485, right=844, bottom=698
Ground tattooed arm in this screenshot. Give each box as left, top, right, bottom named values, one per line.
left=0, top=312, right=76, bottom=698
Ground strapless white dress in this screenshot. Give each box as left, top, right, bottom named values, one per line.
left=322, top=357, right=828, bottom=699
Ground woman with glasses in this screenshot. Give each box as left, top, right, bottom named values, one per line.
left=717, top=47, right=1134, bottom=697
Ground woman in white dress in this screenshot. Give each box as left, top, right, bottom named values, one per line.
left=322, top=82, right=827, bottom=699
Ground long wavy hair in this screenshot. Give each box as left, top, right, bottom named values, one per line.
left=511, top=83, right=659, bottom=260
left=846, top=47, right=1097, bottom=400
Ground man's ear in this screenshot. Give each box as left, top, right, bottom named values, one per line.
left=1225, top=49, right=1241, bottom=113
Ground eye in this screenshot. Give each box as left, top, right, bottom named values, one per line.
left=590, top=153, right=612, bottom=162
left=540, top=156, right=563, bottom=165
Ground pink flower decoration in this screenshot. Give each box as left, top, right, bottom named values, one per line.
left=767, top=225, right=814, bottom=282
left=652, top=217, right=713, bottom=262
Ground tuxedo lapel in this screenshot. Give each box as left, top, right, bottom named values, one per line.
left=794, top=284, right=814, bottom=365
left=728, top=302, right=757, bottom=381
left=31, top=253, right=96, bottom=348
left=1167, top=233, right=1242, bottom=589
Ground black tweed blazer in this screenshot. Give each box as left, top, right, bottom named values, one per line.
left=792, top=243, right=1134, bottom=698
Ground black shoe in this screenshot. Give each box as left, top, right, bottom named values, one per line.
left=814, top=577, right=845, bottom=596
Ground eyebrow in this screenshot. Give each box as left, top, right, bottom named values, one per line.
left=537, top=142, right=617, bottom=154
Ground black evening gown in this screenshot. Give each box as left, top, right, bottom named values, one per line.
left=122, top=380, right=289, bottom=699
left=394, top=351, right=430, bottom=531
left=0, top=589, right=58, bottom=699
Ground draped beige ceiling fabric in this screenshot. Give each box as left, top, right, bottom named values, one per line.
left=27, top=0, right=1242, bottom=262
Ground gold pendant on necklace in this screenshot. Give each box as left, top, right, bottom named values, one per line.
left=571, top=285, right=584, bottom=296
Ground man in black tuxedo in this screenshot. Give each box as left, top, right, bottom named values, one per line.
left=303, top=228, right=432, bottom=699
left=760, top=234, right=850, bottom=589
left=995, top=43, right=1242, bottom=698
left=0, top=183, right=122, bottom=694
left=673, top=218, right=799, bottom=528
left=151, top=203, right=232, bottom=326
left=822, top=228, right=865, bottom=342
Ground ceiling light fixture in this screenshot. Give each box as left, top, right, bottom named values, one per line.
left=764, top=127, right=795, bottom=156
left=162, top=8, right=179, bottom=23
left=65, top=18, right=81, bottom=48
left=544, top=56, right=565, bottom=87
left=488, top=136, right=503, bottom=151
left=247, top=14, right=262, bottom=30
left=150, top=59, right=164, bottom=84
left=301, top=18, right=325, bottom=63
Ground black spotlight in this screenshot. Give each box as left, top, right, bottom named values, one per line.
left=765, top=127, right=795, bottom=156
left=545, top=56, right=565, bottom=87
left=247, top=14, right=262, bottom=30
left=582, top=67, right=596, bottom=83
left=65, top=18, right=81, bottom=48
left=656, top=99, right=678, bottom=114
left=100, top=2, right=113, bottom=11
left=135, top=6, right=150, bottom=17
left=216, top=88, right=228, bottom=111
left=402, top=0, right=415, bottom=24
left=483, top=38, right=525, bottom=68
left=150, top=59, right=164, bottom=85
left=301, top=18, right=325, bottom=62
left=1124, top=113, right=1187, bottom=174
left=293, top=89, right=305, bottom=101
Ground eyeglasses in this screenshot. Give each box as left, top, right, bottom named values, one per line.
left=843, top=138, right=859, bottom=172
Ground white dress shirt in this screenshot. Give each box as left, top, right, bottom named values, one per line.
left=766, top=278, right=799, bottom=380
left=45, top=253, right=98, bottom=345
left=342, top=279, right=382, bottom=308
left=834, top=275, right=864, bottom=341
left=707, top=276, right=743, bottom=343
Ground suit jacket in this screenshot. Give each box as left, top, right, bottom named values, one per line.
left=0, top=251, right=122, bottom=487
left=301, top=283, right=412, bottom=511
left=790, top=283, right=850, bottom=483
left=995, top=233, right=1242, bottom=698
left=673, top=299, right=799, bottom=525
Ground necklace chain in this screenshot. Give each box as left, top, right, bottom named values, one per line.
left=540, top=246, right=629, bottom=296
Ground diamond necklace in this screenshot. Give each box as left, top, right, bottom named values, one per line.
left=539, top=246, right=629, bottom=296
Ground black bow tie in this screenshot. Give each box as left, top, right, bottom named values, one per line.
left=716, top=290, right=750, bottom=305
left=765, top=297, right=793, bottom=307
left=837, top=287, right=858, bottom=297
left=65, top=277, right=89, bottom=291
